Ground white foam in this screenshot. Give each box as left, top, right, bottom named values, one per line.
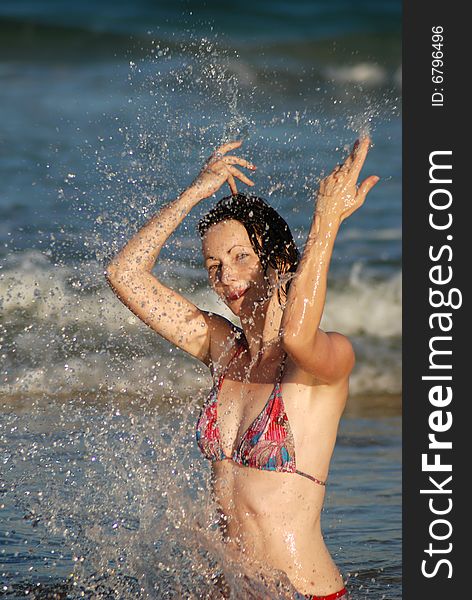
left=339, top=227, right=402, bottom=242
left=1, top=351, right=211, bottom=398
left=322, top=265, right=402, bottom=338
left=350, top=361, right=401, bottom=396
left=1, top=250, right=144, bottom=331
left=324, top=63, right=388, bottom=86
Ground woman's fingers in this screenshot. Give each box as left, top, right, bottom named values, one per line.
left=338, top=138, right=364, bottom=173
left=215, top=140, right=243, bottom=156
left=204, top=140, right=256, bottom=195
left=223, top=156, right=256, bottom=170
left=227, top=166, right=255, bottom=186
left=334, top=137, right=371, bottom=183
left=227, top=173, right=238, bottom=195
left=357, top=175, right=380, bottom=201
left=350, top=136, right=371, bottom=177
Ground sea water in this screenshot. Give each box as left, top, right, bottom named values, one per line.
left=1, top=1, right=401, bottom=598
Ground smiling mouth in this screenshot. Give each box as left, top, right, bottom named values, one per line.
left=226, top=288, right=248, bottom=302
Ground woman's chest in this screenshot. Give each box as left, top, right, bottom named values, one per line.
left=219, top=384, right=347, bottom=467
left=215, top=377, right=320, bottom=454
left=216, top=379, right=277, bottom=453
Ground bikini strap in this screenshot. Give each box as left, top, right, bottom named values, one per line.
left=281, top=352, right=288, bottom=379
left=275, top=351, right=288, bottom=386
left=295, top=469, right=327, bottom=486
left=216, top=343, right=245, bottom=390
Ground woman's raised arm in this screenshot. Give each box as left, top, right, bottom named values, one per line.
left=281, top=137, right=379, bottom=384
left=105, top=141, right=256, bottom=365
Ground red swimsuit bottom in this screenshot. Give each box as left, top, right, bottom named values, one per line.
left=298, top=587, right=348, bottom=600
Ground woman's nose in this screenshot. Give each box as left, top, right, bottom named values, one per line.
left=220, top=264, right=237, bottom=284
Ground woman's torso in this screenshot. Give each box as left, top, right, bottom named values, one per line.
left=196, top=340, right=349, bottom=596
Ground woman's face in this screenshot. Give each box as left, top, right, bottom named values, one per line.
left=202, top=219, right=270, bottom=315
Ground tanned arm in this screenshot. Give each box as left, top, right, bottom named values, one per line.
left=281, top=137, right=379, bottom=384
left=105, top=141, right=256, bottom=365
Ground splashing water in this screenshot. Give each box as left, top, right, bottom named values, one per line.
left=2, top=12, right=401, bottom=599
left=2, top=396, right=310, bottom=598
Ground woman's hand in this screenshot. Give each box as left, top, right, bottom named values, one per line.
left=187, top=140, right=257, bottom=200
left=315, top=136, right=379, bottom=223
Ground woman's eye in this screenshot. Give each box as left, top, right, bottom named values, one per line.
left=236, top=253, right=249, bottom=261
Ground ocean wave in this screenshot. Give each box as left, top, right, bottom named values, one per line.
left=1, top=250, right=401, bottom=397
left=323, top=63, right=388, bottom=86
left=0, top=3, right=401, bottom=49
left=1, top=251, right=401, bottom=336
left=0, top=347, right=400, bottom=399
left=323, top=264, right=401, bottom=338
left=339, top=228, right=401, bottom=242
left=0, top=14, right=401, bottom=92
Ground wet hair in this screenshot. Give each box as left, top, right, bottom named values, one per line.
left=198, top=193, right=300, bottom=304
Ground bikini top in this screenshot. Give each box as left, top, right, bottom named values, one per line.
left=196, top=344, right=326, bottom=486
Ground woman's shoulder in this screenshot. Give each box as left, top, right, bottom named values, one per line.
left=284, top=330, right=354, bottom=387
left=200, top=312, right=245, bottom=374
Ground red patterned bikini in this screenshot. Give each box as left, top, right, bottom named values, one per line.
left=196, top=343, right=326, bottom=486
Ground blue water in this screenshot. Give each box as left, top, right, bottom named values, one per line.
left=1, top=1, right=401, bottom=598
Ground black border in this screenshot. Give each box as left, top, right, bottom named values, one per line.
left=403, top=2, right=466, bottom=597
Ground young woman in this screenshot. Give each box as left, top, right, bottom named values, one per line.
left=105, top=139, right=378, bottom=599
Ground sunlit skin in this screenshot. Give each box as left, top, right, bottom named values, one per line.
left=105, top=139, right=379, bottom=596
